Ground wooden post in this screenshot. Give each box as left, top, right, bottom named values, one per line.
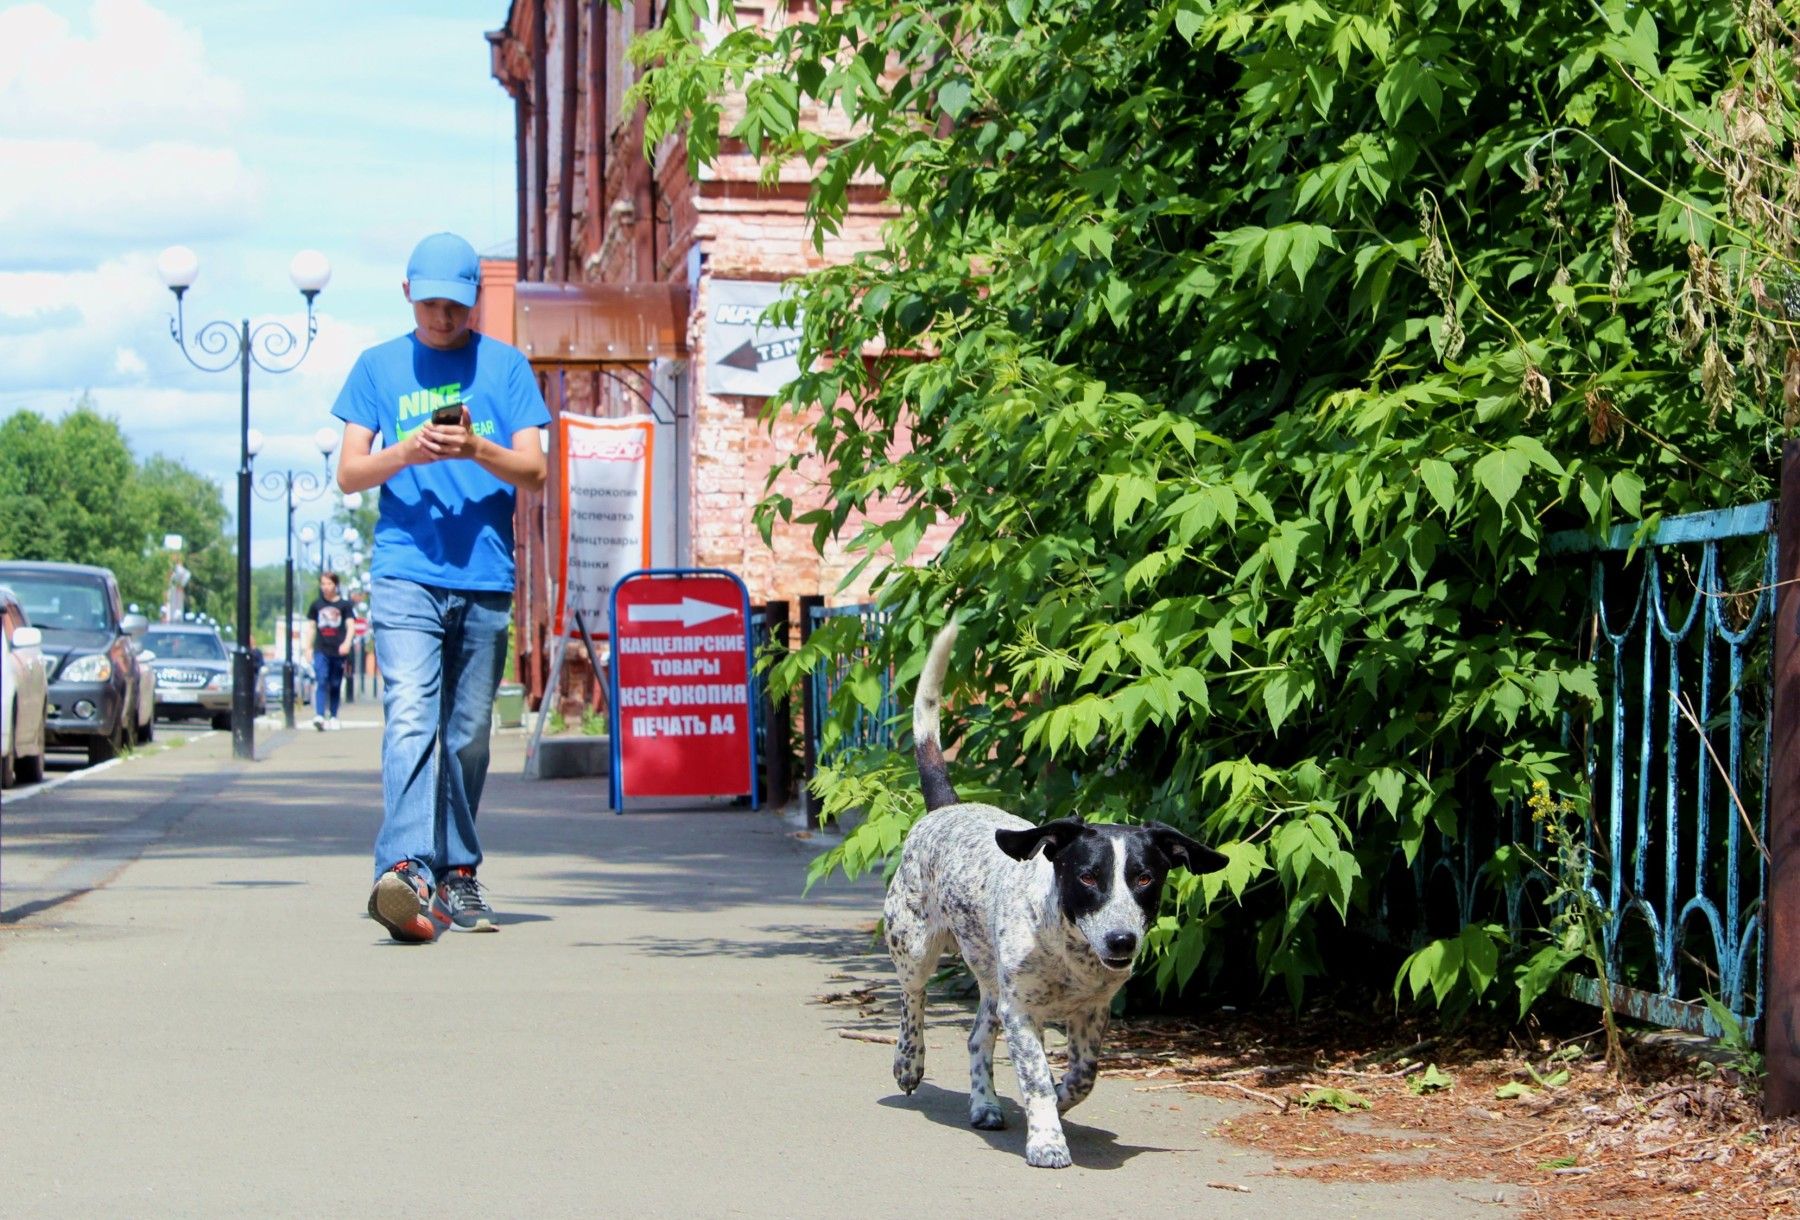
left=1769, top=440, right=1800, bottom=1117
left=798, top=594, right=825, bottom=823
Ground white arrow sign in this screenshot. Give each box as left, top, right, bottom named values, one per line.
left=626, top=598, right=736, bottom=629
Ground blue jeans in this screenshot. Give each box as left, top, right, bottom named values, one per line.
left=369, top=577, right=512, bottom=885
left=312, top=650, right=345, bottom=717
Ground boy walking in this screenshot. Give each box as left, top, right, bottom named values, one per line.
left=332, top=232, right=549, bottom=942
left=303, top=571, right=354, bottom=730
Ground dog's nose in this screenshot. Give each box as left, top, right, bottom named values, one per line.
left=1103, top=931, right=1138, bottom=958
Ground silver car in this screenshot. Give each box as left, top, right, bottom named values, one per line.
left=260, top=658, right=316, bottom=710
left=143, top=624, right=266, bottom=730
left=0, top=561, right=153, bottom=763
left=1, top=583, right=49, bottom=786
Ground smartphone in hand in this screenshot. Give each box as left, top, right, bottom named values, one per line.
left=431, top=401, right=465, bottom=426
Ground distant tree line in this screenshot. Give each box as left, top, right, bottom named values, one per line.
left=0, top=397, right=235, bottom=625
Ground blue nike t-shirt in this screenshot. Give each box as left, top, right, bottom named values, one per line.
left=331, top=332, right=550, bottom=593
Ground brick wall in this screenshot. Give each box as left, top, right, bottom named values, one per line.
left=489, top=0, right=952, bottom=707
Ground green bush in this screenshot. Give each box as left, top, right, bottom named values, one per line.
left=637, top=0, right=1791, bottom=1009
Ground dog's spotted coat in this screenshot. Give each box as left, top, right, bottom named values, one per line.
left=884, top=622, right=1227, bottom=1168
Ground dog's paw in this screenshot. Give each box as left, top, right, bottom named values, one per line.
left=1025, top=1137, right=1073, bottom=1169
left=1055, top=1083, right=1092, bottom=1113
left=969, top=1103, right=1006, bottom=1130
left=893, top=1054, right=925, bottom=1095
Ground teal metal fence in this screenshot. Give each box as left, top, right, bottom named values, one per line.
left=804, top=602, right=895, bottom=769
left=1540, top=503, right=1775, bottom=1037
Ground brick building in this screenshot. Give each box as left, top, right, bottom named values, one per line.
left=483, top=1, right=946, bottom=709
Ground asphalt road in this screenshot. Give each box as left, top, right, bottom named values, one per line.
left=4, top=717, right=219, bottom=804
left=0, top=722, right=1520, bottom=1218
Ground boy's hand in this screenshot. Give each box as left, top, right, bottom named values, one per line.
left=416, top=407, right=478, bottom=461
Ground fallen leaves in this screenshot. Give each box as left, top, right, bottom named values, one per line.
left=1097, top=1007, right=1798, bottom=1218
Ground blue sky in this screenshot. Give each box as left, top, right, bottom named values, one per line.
left=0, top=0, right=519, bottom=566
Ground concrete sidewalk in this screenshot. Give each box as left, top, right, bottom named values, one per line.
left=0, top=724, right=1516, bottom=1218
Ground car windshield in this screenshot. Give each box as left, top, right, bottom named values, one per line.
left=143, top=630, right=227, bottom=661
left=0, top=572, right=111, bottom=639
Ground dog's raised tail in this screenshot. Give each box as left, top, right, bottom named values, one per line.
left=913, top=621, right=961, bottom=810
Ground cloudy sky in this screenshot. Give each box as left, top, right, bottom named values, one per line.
left=0, top=0, right=518, bottom=566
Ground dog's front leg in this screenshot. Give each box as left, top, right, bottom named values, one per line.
left=967, top=991, right=1004, bottom=1129
left=1057, top=1005, right=1108, bottom=1112
left=999, top=999, right=1070, bottom=1168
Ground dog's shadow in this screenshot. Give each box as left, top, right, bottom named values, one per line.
left=878, top=1082, right=1159, bottom=1170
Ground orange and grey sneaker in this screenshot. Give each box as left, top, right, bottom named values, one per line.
left=367, top=860, right=444, bottom=943
left=431, top=866, right=498, bottom=933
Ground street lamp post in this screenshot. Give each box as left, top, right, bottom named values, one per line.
left=251, top=428, right=341, bottom=727
left=298, top=523, right=325, bottom=576
left=159, top=245, right=331, bottom=761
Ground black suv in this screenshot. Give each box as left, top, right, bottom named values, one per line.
left=0, top=561, right=153, bottom=763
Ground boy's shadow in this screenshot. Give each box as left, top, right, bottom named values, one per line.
left=877, top=1082, right=1165, bottom=1170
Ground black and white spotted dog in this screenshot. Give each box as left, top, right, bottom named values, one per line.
left=884, top=622, right=1228, bottom=1168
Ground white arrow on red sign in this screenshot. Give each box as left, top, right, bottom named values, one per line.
left=625, top=597, right=736, bottom=628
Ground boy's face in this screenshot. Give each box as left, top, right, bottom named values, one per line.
left=320, top=577, right=338, bottom=599
left=406, top=284, right=474, bottom=350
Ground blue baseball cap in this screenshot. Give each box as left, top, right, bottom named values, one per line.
left=406, top=232, right=480, bottom=306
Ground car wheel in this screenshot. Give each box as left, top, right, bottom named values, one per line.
left=138, top=701, right=154, bottom=743
left=88, top=725, right=120, bottom=764
left=2, top=710, right=16, bottom=788
left=17, top=723, right=45, bottom=784
left=211, top=713, right=232, bottom=731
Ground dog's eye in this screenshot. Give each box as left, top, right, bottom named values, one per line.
left=1134, top=875, right=1154, bottom=889
left=1077, top=872, right=1098, bottom=888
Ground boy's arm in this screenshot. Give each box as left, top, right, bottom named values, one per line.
left=337, top=423, right=437, bottom=494
left=472, top=426, right=546, bottom=492
left=422, top=411, right=545, bottom=493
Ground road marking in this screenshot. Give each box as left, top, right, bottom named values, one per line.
left=5, top=757, right=123, bottom=803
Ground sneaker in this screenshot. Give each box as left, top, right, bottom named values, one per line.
left=367, top=861, right=445, bottom=943
left=312, top=713, right=325, bottom=731
left=328, top=716, right=341, bottom=731
left=431, top=867, right=498, bottom=933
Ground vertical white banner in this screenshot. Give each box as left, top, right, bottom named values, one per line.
left=554, top=414, right=656, bottom=639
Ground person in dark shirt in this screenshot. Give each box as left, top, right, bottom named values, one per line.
left=303, top=571, right=355, bottom=731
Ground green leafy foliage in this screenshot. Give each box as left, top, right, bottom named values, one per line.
left=0, top=402, right=235, bottom=620
left=1396, top=923, right=1505, bottom=1010
left=1298, top=1086, right=1372, bottom=1113
left=1409, top=1064, right=1455, bottom=1095
left=635, top=0, right=1782, bottom=1010
left=1701, top=991, right=1767, bottom=1080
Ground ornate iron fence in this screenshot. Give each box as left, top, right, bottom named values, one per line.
left=1540, top=504, right=1775, bottom=1038
left=803, top=601, right=896, bottom=772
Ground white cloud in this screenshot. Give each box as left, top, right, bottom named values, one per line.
left=0, top=0, right=243, bottom=142
left=0, top=0, right=516, bottom=568
left=0, top=139, right=259, bottom=265
left=0, top=251, right=380, bottom=393
left=0, top=253, right=171, bottom=390
left=0, top=2, right=260, bottom=265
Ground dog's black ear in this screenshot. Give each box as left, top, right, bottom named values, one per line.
left=1146, top=822, right=1229, bottom=874
left=995, top=818, right=1087, bottom=862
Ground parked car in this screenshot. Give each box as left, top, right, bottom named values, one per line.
left=0, top=562, right=153, bottom=763
left=142, top=623, right=266, bottom=729
left=260, top=658, right=315, bottom=712
left=1, top=583, right=49, bottom=786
